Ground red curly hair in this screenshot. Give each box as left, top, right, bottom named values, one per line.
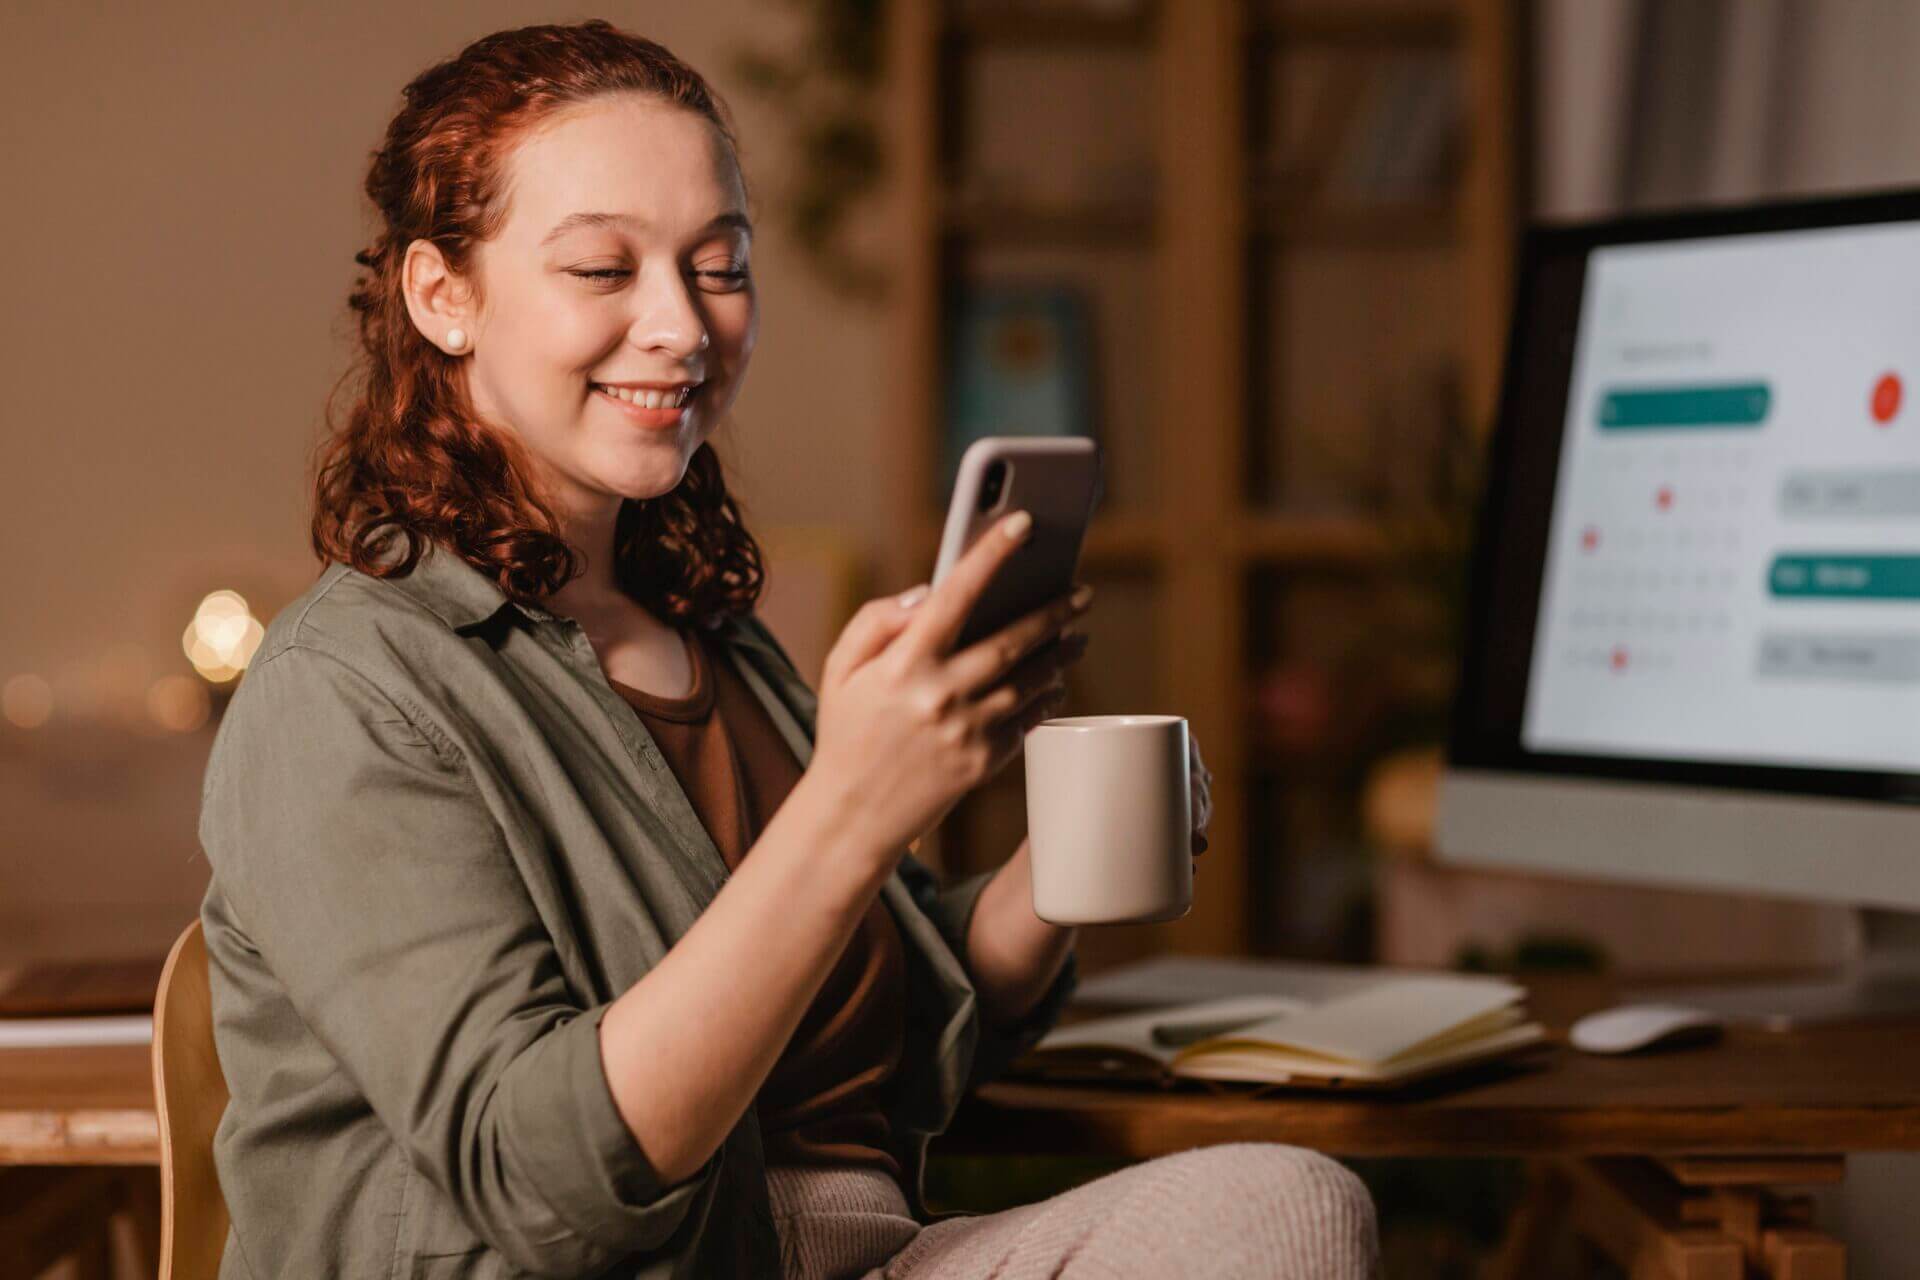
left=312, top=19, right=766, bottom=627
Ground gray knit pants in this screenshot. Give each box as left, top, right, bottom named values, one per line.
left=766, top=1143, right=1379, bottom=1280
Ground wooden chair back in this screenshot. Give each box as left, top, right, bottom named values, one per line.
left=152, top=918, right=230, bottom=1280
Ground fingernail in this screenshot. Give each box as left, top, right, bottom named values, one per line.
left=1002, top=509, right=1033, bottom=541
left=1070, top=583, right=1093, bottom=609
left=897, top=584, right=929, bottom=609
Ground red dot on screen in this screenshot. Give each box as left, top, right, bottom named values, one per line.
left=1581, top=527, right=1600, bottom=552
left=1655, top=487, right=1674, bottom=511
left=1873, top=373, right=1902, bottom=425
left=1611, top=646, right=1629, bottom=672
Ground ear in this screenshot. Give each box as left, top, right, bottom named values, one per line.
left=401, top=238, right=477, bottom=354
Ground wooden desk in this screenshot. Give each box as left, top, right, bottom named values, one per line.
left=4, top=976, right=1911, bottom=1277
left=939, top=1021, right=1920, bottom=1161
left=0, top=1044, right=157, bottom=1166
left=935, top=973, right=1919, bottom=1278
left=0, top=951, right=166, bottom=1273
left=0, top=953, right=164, bottom=1166
left=0, top=1043, right=159, bottom=1276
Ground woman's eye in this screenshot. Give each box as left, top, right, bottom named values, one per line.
left=567, top=266, right=748, bottom=290
left=696, top=267, right=750, bottom=291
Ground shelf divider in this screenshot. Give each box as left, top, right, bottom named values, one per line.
left=890, top=0, right=1520, bottom=965
left=1151, top=0, right=1253, bottom=957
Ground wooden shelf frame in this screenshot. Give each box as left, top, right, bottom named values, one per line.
left=946, top=5, right=1156, bottom=49
left=938, top=194, right=1157, bottom=248
left=1251, top=1, right=1464, bottom=47
left=909, top=512, right=1388, bottom=573
left=886, top=0, right=1522, bottom=960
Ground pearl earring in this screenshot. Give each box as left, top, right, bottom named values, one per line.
left=446, top=327, right=469, bottom=353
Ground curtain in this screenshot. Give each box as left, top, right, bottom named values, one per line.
left=1533, top=0, right=1920, bottom=219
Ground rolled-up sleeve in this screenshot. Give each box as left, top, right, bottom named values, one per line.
left=199, top=643, right=716, bottom=1277
left=897, top=850, right=1079, bottom=1091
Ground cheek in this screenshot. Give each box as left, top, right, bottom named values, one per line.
left=542, top=307, right=624, bottom=380
left=694, top=300, right=756, bottom=418
left=712, top=290, right=757, bottom=360
left=502, top=282, right=619, bottom=376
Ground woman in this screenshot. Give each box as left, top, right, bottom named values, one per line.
left=197, top=19, right=1377, bottom=1279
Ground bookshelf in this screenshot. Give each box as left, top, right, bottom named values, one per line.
left=883, top=0, right=1521, bottom=972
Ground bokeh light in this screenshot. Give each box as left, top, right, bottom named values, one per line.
left=147, top=673, right=212, bottom=732
left=97, top=642, right=152, bottom=710
left=183, top=589, right=265, bottom=683
left=2, top=674, right=54, bottom=728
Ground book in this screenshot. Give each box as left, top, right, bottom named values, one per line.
left=1322, top=49, right=1462, bottom=207
left=1009, top=974, right=1549, bottom=1091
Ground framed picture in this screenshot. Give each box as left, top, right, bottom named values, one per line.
left=939, top=281, right=1098, bottom=506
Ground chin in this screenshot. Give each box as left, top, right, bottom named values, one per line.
left=592, top=453, right=690, bottom=503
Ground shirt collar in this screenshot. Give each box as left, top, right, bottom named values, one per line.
left=373, top=535, right=559, bottom=633
left=375, top=533, right=750, bottom=648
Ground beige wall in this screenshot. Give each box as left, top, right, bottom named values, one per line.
left=1, top=3, right=897, bottom=945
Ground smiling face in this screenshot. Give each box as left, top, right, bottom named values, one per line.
left=435, top=93, right=757, bottom=522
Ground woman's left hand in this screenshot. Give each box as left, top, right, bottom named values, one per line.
left=1189, top=732, right=1213, bottom=865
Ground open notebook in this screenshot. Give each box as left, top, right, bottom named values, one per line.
left=1008, top=975, right=1548, bottom=1091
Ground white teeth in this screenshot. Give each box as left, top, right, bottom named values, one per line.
left=595, top=384, right=694, bottom=409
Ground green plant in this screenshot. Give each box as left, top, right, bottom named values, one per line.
left=1291, top=355, right=1487, bottom=769
left=732, top=0, right=891, bottom=299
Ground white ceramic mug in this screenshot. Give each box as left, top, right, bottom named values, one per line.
left=1023, top=714, right=1193, bottom=925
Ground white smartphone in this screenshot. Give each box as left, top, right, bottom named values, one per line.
left=931, top=436, right=1103, bottom=653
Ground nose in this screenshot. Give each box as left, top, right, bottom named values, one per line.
left=625, top=261, right=711, bottom=362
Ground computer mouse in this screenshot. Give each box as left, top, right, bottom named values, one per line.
left=1568, top=1003, right=1724, bottom=1054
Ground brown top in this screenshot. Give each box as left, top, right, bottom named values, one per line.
left=610, top=625, right=909, bottom=1180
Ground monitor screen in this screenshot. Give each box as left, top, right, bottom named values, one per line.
left=1450, top=189, right=1920, bottom=804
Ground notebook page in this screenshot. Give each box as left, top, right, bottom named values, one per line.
left=1176, top=1020, right=1548, bottom=1086
left=1035, top=994, right=1311, bottom=1063
left=1197, top=976, right=1524, bottom=1066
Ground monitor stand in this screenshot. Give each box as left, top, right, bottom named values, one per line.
left=1638, top=907, right=1920, bottom=1029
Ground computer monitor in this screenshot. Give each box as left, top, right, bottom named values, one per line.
left=1437, top=189, right=1920, bottom=1016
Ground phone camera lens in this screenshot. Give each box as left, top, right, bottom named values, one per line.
left=979, top=461, right=1006, bottom=512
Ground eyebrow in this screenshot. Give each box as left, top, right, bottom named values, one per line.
left=539, top=209, right=753, bottom=246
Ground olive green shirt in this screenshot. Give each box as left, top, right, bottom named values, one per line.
left=196, top=537, right=1077, bottom=1279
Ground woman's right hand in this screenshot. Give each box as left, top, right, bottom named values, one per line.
left=806, top=509, right=1094, bottom=868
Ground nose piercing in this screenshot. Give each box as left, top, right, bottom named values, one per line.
left=698, top=332, right=710, bottom=350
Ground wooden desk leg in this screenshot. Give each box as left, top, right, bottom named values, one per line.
left=122, top=1166, right=163, bottom=1276
left=1480, top=1160, right=1570, bottom=1280
left=0, top=1167, right=126, bottom=1280
left=71, top=1231, right=115, bottom=1280
left=1761, top=1226, right=1847, bottom=1280
left=1660, top=1157, right=1847, bottom=1280
left=1557, top=1157, right=1743, bottom=1280
left=1555, top=1156, right=1847, bottom=1280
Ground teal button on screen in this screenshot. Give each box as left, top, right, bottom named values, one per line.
left=1598, top=383, right=1771, bottom=429
left=1770, top=554, right=1920, bottom=600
